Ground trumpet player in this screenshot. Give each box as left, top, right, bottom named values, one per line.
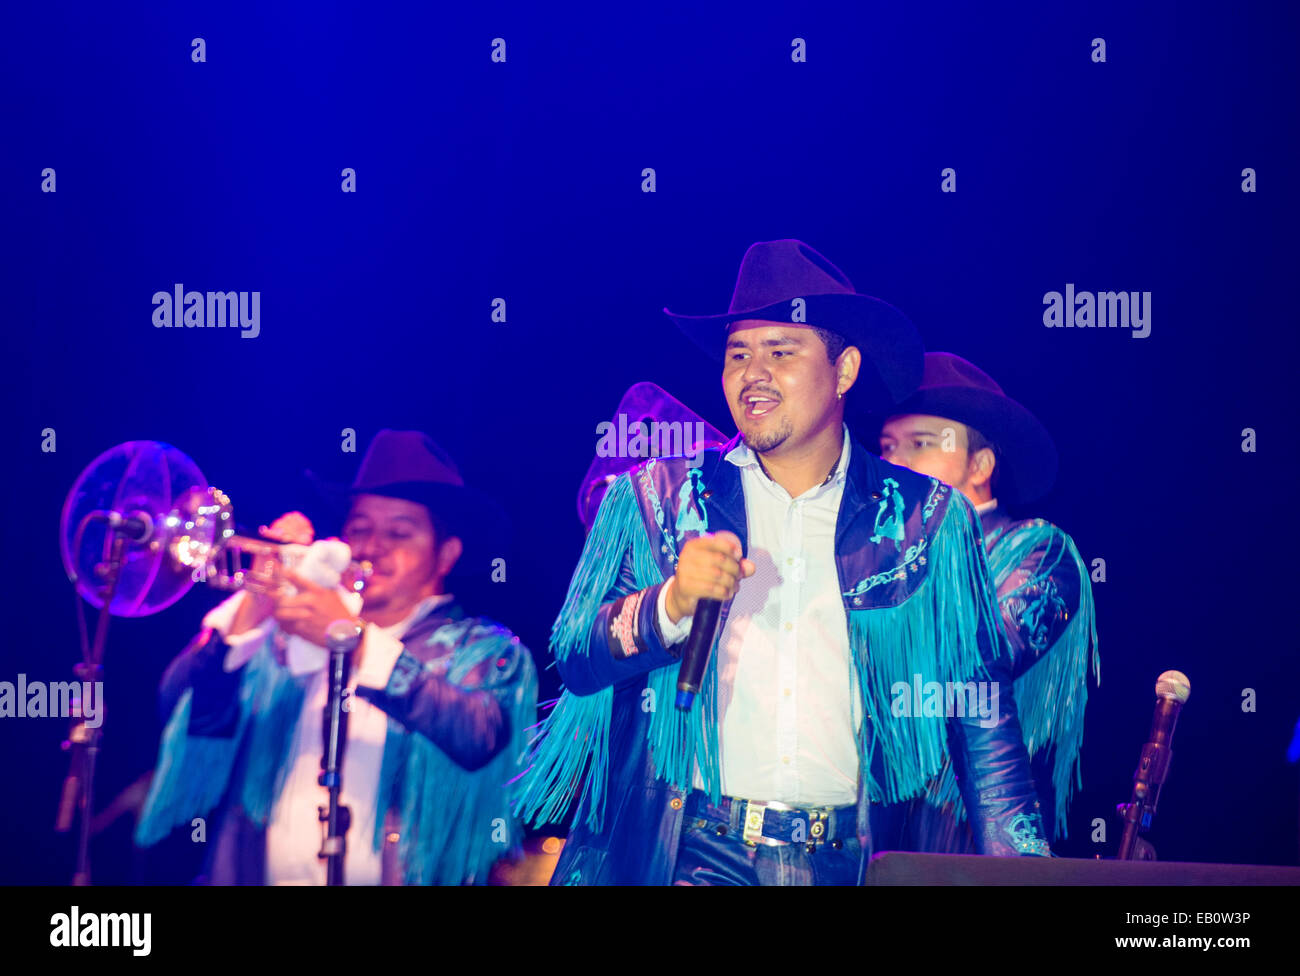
left=133, top=430, right=538, bottom=885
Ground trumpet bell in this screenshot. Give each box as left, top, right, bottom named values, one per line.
left=61, top=441, right=371, bottom=619
left=166, top=485, right=238, bottom=585
left=59, top=441, right=211, bottom=617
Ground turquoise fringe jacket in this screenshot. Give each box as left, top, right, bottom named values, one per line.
left=905, top=504, right=1099, bottom=847
left=134, top=601, right=536, bottom=884
left=515, top=433, right=1051, bottom=884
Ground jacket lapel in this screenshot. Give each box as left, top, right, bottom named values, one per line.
left=704, top=431, right=880, bottom=597
left=835, top=433, right=884, bottom=586
left=689, top=436, right=747, bottom=637
left=398, top=599, right=465, bottom=653
left=698, top=434, right=748, bottom=550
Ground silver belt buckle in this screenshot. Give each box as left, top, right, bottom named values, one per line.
left=742, top=799, right=794, bottom=847
left=741, top=800, right=769, bottom=846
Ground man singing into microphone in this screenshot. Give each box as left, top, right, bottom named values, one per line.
left=516, top=240, right=1051, bottom=885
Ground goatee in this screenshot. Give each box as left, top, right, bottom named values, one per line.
left=741, top=418, right=793, bottom=454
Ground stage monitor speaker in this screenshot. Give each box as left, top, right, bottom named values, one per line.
left=865, top=852, right=1300, bottom=885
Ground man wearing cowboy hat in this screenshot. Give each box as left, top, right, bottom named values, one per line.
left=135, top=430, right=537, bottom=885
left=516, top=240, right=1051, bottom=885
left=875, top=352, right=1099, bottom=850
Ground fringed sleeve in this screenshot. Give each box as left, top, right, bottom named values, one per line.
left=513, top=472, right=667, bottom=832
left=375, top=625, right=538, bottom=885
left=135, top=645, right=303, bottom=844
left=993, top=522, right=1098, bottom=838
left=847, top=490, right=1006, bottom=804
left=922, top=520, right=1098, bottom=841
left=134, top=687, right=243, bottom=846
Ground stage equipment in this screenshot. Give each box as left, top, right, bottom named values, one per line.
left=1116, top=670, right=1190, bottom=861
left=55, top=440, right=368, bottom=884
left=319, top=619, right=363, bottom=885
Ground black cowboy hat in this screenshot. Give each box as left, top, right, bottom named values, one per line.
left=663, top=239, right=923, bottom=412
left=306, top=429, right=506, bottom=574
left=880, top=352, right=1058, bottom=505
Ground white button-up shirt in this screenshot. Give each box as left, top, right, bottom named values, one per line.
left=657, top=425, right=860, bottom=807
left=208, top=590, right=452, bottom=884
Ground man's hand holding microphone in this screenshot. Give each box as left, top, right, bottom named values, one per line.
left=663, top=531, right=755, bottom=622
left=666, top=531, right=755, bottom=710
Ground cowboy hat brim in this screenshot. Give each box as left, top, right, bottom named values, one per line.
left=664, top=293, right=924, bottom=412
left=303, top=473, right=508, bottom=577
left=875, top=387, right=1059, bottom=505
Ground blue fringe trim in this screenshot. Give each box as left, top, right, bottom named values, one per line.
left=513, top=474, right=641, bottom=831
left=511, top=687, right=611, bottom=831
left=926, top=521, right=1099, bottom=840
left=376, top=635, right=536, bottom=884
left=550, top=473, right=646, bottom=662
left=520, top=471, right=1002, bottom=827
left=134, top=644, right=307, bottom=845
left=139, top=623, right=538, bottom=884
left=238, top=652, right=308, bottom=823
left=848, top=493, right=1003, bottom=803
left=645, top=650, right=721, bottom=802
left=134, top=688, right=243, bottom=846
left=514, top=470, right=722, bottom=833
left=995, top=523, right=1098, bottom=839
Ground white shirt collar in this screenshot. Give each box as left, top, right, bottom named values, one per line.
left=382, top=592, right=455, bottom=639
left=725, top=423, right=852, bottom=491
left=974, top=498, right=999, bottom=515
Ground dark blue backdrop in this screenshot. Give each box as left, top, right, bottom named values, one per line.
left=3, top=2, right=1297, bottom=883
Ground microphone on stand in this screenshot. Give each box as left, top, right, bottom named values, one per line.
left=1116, top=670, right=1190, bottom=860
left=95, top=509, right=154, bottom=543
left=676, top=598, right=723, bottom=711
left=319, top=618, right=362, bottom=885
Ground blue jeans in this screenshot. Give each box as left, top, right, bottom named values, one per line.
left=671, top=799, right=862, bottom=886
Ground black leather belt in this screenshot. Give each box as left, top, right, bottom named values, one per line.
left=684, top=790, right=856, bottom=850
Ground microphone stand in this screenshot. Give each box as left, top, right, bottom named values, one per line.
left=319, top=620, right=362, bottom=885
left=56, top=529, right=125, bottom=885
left=1116, top=695, right=1181, bottom=861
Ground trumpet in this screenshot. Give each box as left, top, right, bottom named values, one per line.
left=165, top=486, right=372, bottom=597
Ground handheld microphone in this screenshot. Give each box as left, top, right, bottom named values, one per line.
left=676, top=598, right=723, bottom=711
left=1117, top=670, right=1190, bottom=859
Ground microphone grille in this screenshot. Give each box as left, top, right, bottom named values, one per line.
left=325, top=618, right=363, bottom=649
left=1156, top=670, right=1191, bottom=704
